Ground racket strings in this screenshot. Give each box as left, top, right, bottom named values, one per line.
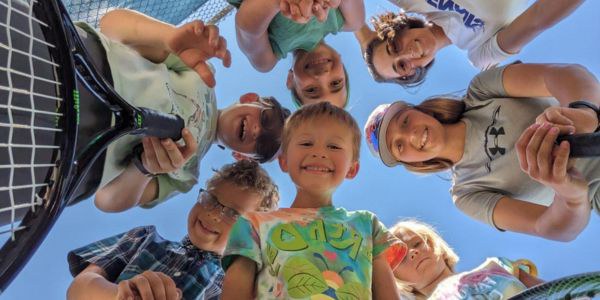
left=0, top=0, right=62, bottom=239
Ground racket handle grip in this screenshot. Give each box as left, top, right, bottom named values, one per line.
left=557, top=132, right=600, bottom=157
left=138, top=108, right=185, bottom=140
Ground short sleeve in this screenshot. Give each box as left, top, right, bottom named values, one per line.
left=141, top=155, right=199, bottom=208
left=67, top=226, right=154, bottom=282
left=371, top=214, right=407, bottom=270
left=464, top=64, right=513, bottom=107
left=468, top=33, right=514, bottom=70
left=222, top=217, right=263, bottom=271
left=452, top=189, right=505, bottom=230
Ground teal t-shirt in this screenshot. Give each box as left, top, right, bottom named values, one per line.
left=223, top=206, right=406, bottom=299
left=227, top=0, right=345, bottom=58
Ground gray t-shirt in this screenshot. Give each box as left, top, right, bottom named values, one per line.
left=451, top=65, right=600, bottom=228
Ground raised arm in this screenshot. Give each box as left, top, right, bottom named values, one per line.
left=502, top=63, right=600, bottom=106
left=95, top=130, right=197, bottom=212
left=339, top=0, right=366, bottom=32
left=100, top=10, right=230, bottom=87
left=221, top=256, right=257, bottom=300
left=372, top=254, right=401, bottom=300
left=502, top=63, right=600, bottom=134
left=99, top=9, right=176, bottom=62
left=234, top=0, right=281, bottom=72
left=497, top=0, right=584, bottom=55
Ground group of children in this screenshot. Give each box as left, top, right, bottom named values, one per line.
left=59, top=0, right=600, bottom=299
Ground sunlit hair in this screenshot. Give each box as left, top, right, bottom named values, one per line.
left=281, top=102, right=361, bottom=161
left=390, top=97, right=465, bottom=173
left=391, top=219, right=459, bottom=299
left=206, top=160, right=279, bottom=211
left=364, top=11, right=434, bottom=87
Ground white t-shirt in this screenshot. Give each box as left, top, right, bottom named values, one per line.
left=390, top=0, right=529, bottom=69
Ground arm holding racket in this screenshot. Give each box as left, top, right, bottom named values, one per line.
left=94, top=129, right=198, bottom=212
left=67, top=264, right=181, bottom=300
left=99, top=9, right=231, bottom=87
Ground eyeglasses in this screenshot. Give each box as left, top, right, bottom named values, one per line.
left=254, top=97, right=289, bottom=163
left=197, top=188, right=240, bottom=224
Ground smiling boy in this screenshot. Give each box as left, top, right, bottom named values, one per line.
left=73, top=10, right=290, bottom=213
left=221, top=102, right=407, bottom=299
left=67, top=160, right=279, bottom=300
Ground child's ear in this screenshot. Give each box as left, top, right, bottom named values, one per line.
left=278, top=154, right=288, bottom=173
left=239, top=92, right=259, bottom=104
left=232, top=151, right=252, bottom=161
left=286, top=70, right=294, bottom=90
left=345, top=161, right=360, bottom=179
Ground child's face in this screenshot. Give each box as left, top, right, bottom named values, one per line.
left=217, top=93, right=283, bottom=157
left=393, top=229, right=448, bottom=291
left=279, top=117, right=359, bottom=195
left=371, top=28, right=436, bottom=81
left=287, top=43, right=347, bottom=108
left=187, top=180, right=262, bottom=253
left=385, top=109, right=446, bottom=163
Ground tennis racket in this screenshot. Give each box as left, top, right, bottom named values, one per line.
left=509, top=271, right=600, bottom=300
left=0, top=0, right=184, bottom=291
left=558, top=133, right=600, bottom=158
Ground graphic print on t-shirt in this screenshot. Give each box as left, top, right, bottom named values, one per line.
left=424, top=0, right=485, bottom=30
left=483, top=105, right=505, bottom=172
left=265, top=219, right=371, bottom=299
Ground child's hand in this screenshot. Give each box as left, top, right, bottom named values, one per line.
left=516, top=123, right=589, bottom=200
left=141, top=128, right=198, bottom=175
left=312, top=0, right=340, bottom=22
left=116, top=270, right=182, bottom=300
left=279, top=0, right=314, bottom=24
left=166, top=20, right=231, bottom=88
left=535, top=106, right=599, bottom=135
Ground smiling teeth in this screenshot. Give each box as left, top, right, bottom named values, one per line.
left=303, top=166, right=332, bottom=172
left=420, top=128, right=428, bottom=149
left=241, top=119, right=248, bottom=140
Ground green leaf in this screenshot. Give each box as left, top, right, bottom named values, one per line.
left=335, top=282, right=370, bottom=300
left=282, top=256, right=328, bottom=298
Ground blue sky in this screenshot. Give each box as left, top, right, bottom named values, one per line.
left=3, top=0, right=600, bottom=298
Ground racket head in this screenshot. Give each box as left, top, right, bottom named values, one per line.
left=509, top=271, right=600, bottom=300
left=0, top=0, right=78, bottom=290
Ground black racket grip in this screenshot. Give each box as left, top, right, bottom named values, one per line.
left=137, top=107, right=185, bottom=141
left=557, top=132, right=600, bottom=157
